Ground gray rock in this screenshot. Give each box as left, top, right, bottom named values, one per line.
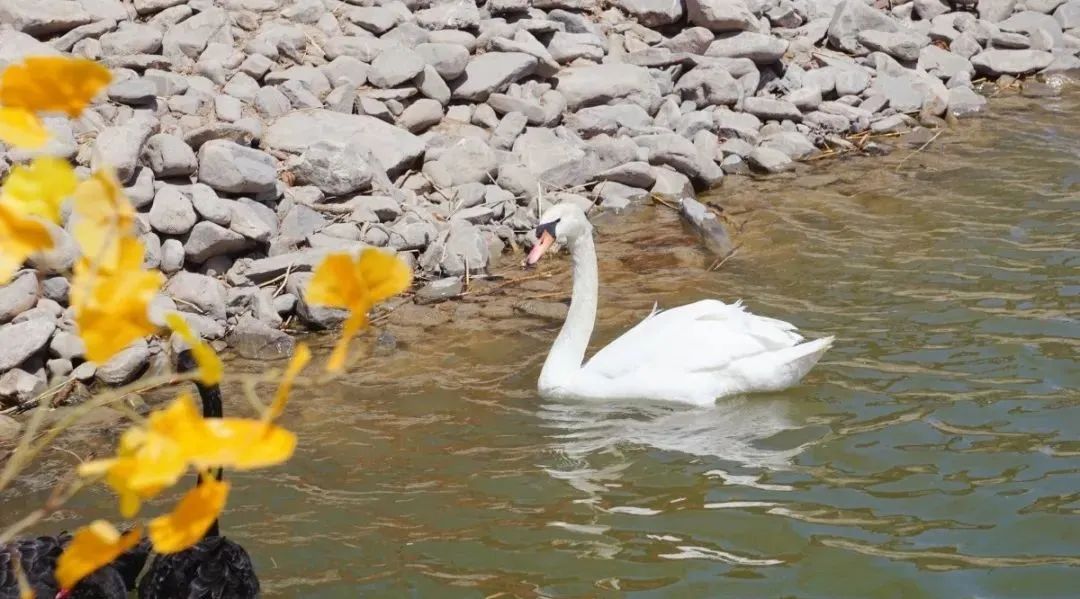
left=597, top=181, right=650, bottom=210
left=293, top=140, right=375, bottom=196
left=1056, top=1, right=1080, bottom=29
left=748, top=146, right=794, bottom=173
left=425, top=137, right=497, bottom=186
left=398, top=98, right=444, bottom=133
left=567, top=103, right=653, bottom=138
left=162, top=6, right=231, bottom=59
left=834, top=66, right=872, bottom=96
left=415, top=65, right=451, bottom=105
left=491, top=111, right=529, bottom=150
left=26, top=223, right=78, bottom=276
left=686, top=0, right=759, bottom=32
left=322, top=56, right=369, bottom=88
left=0, top=0, right=93, bottom=37
left=650, top=168, right=694, bottom=203
left=991, top=31, right=1032, bottom=49
left=871, top=73, right=945, bottom=113
left=164, top=271, right=227, bottom=319
left=92, top=113, right=158, bottom=184
left=999, top=11, right=1065, bottom=47
left=0, top=368, right=46, bottom=404
left=0, top=272, right=38, bottom=324
left=714, top=108, right=763, bottom=141
left=100, top=22, right=162, bottom=55
left=548, top=31, right=606, bottom=64
left=149, top=186, right=197, bottom=235
left=595, top=161, right=656, bottom=188
left=978, top=0, right=1017, bottom=22
left=613, top=0, right=684, bottom=26
left=787, top=86, right=823, bottom=111
left=41, top=277, right=69, bottom=304
left=416, top=1, right=481, bottom=30
left=264, top=110, right=424, bottom=178
left=674, top=64, right=741, bottom=108
left=451, top=52, right=538, bottom=102
left=288, top=271, right=350, bottom=329
left=227, top=316, right=295, bottom=360
left=0, top=30, right=60, bottom=70
left=96, top=341, right=149, bottom=385
left=918, top=45, right=975, bottom=80
left=255, top=86, right=291, bottom=118
left=0, top=320, right=56, bottom=371
left=184, top=221, right=252, bottom=264
left=636, top=133, right=722, bottom=188
left=161, top=238, right=184, bottom=274
left=107, top=78, right=158, bottom=106
left=915, top=0, right=951, bottom=20
left=197, top=141, right=277, bottom=195
left=47, top=357, right=72, bottom=379
left=214, top=94, right=243, bottom=122
left=143, top=133, right=197, bottom=178
left=346, top=7, right=401, bottom=35
left=135, top=0, right=185, bottom=16
left=279, top=204, right=328, bottom=243
left=49, top=330, right=85, bottom=360
left=185, top=183, right=230, bottom=227
left=858, top=30, right=930, bottom=63
left=369, top=47, right=425, bottom=88
left=556, top=63, right=661, bottom=113
left=706, top=32, right=789, bottom=63
left=229, top=200, right=276, bottom=243
left=971, top=49, right=1055, bottom=75
left=415, top=42, right=470, bottom=80
left=828, top=0, right=899, bottom=53
left=438, top=221, right=490, bottom=275
left=512, top=127, right=590, bottom=189
left=743, top=97, right=803, bottom=121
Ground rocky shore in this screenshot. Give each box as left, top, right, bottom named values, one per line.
left=0, top=0, right=1077, bottom=408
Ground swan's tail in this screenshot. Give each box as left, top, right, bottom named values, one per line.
left=720, top=336, right=835, bottom=396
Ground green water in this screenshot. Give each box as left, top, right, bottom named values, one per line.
left=6, top=93, right=1080, bottom=597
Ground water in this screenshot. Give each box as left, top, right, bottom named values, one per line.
left=5, top=93, right=1080, bottom=597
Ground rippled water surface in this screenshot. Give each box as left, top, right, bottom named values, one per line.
left=7, top=93, right=1080, bottom=597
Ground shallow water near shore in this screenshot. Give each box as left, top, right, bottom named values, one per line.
left=7, top=92, right=1080, bottom=597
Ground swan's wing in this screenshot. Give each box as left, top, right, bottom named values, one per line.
left=583, top=299, right=805, bottom=378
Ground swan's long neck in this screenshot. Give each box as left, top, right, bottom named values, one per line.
left=539, top=232, right=598, bottom=388
left=194, top=379, right=223, bottom=539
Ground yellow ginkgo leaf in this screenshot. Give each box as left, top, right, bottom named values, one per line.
left=165, top=312, right=223, bottom=386
left=192, top=418, right=297, bottom=471
left=148, top=477, right=229, bottom=554
left=0, top=203, right=53, bottom=285
left=71, top=236, right=162, bottom=363
left=0, top=107, right=49, bottom=149
left=307, top=249, right=412, bottom=372
left=72, top=168, right=135, bottom=267
left=1, top=156, right=78, bottom=223
left=55, top=521, right=142, bottom=591
left=0, top=56, right=112, bottom=118
left=266, top=343, right=311, bottom=422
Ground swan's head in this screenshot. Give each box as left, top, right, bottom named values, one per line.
left=523, top=202, right=591, bottom=268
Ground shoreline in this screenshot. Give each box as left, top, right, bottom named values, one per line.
left=1, top=0, right=1079, bottom=411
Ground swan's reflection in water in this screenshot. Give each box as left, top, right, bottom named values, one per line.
left=537, top=397, right=811, bottom=498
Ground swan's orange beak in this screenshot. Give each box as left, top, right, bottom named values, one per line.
left=523, top=230, right=555, bottom=268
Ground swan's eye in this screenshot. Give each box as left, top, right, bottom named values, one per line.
left=536, top=219, right=559, bottom=238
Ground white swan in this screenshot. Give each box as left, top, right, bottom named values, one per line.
left=523, top=203, right=834, bottom=407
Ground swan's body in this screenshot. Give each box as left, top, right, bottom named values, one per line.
left=0, top=531, right=147, bottom=599
left=525, top=203, right=833, bottom=407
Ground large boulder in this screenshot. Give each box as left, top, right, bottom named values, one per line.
left=264, top=110, right=424, bottom=178
left=555, top=64, right=662, bottom=113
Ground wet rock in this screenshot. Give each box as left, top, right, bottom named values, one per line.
left=0, top=320, right=55, bottom=371
left=948, top=86, right=989, bottom=116
left=680, top=197, right=733, bottom=257
left=514, top=299, right=568, bottom=321
left=451, top=52, right=538, bottom=102
left=227, top=316, right=295, bottom=360
left=197, top=141, right=278, bottom=195
left=748, top=146, right=794, bottom=173
left=149, top=186, right=197, bottom=236
left=415, top=277, right=463, bottom=304
left=650, top=168, right=695, bottom=203
left=0, top=272, right=39, bottom=324
left=556, top=63, right=661, bottom=113
left=971, top=49, right=1055, bottom=75
left=164, top=271, right=227, bottom=320
left=96, top=340, right=150, bottom=385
